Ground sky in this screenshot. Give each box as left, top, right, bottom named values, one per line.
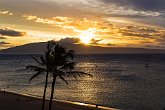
left=0, top=0, right=165, bottom=50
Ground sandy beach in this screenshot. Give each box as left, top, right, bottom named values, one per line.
left=0, top=90, right=120, bottom=110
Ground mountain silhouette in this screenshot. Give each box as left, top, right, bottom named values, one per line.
left=0, top=41, right=165, bottom=54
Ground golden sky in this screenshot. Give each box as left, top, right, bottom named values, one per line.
left=0, top=0, right=165, bottom=50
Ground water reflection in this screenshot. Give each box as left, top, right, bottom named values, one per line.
left=1, top=54, right=165, bottom=110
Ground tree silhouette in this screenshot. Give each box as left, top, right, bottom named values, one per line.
left=48, top=43, right=91, bottom=110
left=26, top=41, right=92, bottom=110
left=26, top=41, right=55, bottom=110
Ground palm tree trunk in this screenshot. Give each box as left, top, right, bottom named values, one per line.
left=42, top=71, right=49, bottom=110
left=49, top=76, right=57, bottom=110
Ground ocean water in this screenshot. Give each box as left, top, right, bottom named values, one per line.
left=0, top=54, right=165, bottom=110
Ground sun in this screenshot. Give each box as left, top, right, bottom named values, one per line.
left=79, top=29, right=95, bottom=44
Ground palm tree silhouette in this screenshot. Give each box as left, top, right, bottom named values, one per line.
left=26, top=41, right=55, bottom=110
left=27, top=41, right=92, bottom=110
left=48, top=43, right=91, bottom=110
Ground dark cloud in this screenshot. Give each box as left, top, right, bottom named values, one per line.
left=119, top=26, right=161, bottom=38
left=156, top=34, right=165, bottom=43
left=106, top=43, right=116, bottom=46
left=0, top=36, right=7, bottom=39
left=89, top=38, right=102, bottom=44
left=102, top=0, right=165, bottom=11
left=127, top=26, right=136, bottom=29
left=58, top=37, right=80, bottom=44
left=122, top=32, right=151, bottom=38
left=126, top=25, right=159, bottom=33
left=0, top=0, right=89, bottom=18
left=140, top=41, right=154, bottom=43
left=0, top=28, right=26, bottom=37
left=138, top=27, right=159, bottom=33
left=0, top=41, right=10, bottom=45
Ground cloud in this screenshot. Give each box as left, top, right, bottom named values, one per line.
left=106, top=43, right=116, bottom=46
left=140, top=41, right=155, bottom=44
left=89, top=38, right=102, bottom=44
left=58, top=37, right=80, bottom=44
left=119, top=26, right=162, bottom=39
left=56, top=37, right=104, bottom=45
left=156, top=32, right=165, bottom=43
left=0, top=28, right=27, bottom=37
left=1, top=0, right=164, bottom=19
left=0, top=41, right=11, bottom=49
left=121, top=31, right=151, bottom=38
left=52, top=21, right=165, bottom=48
left=22, top=14, right=100, bottom=32
left=22, top=15, right=74, bottom=27
left=0, top=11, right=13, bottom=16
left=135, top=27, right=159, bottom=33
left=102, top=0, right=165, bottom=11
left=60, top=0, right=162, bottom=17
left=50, top=0, right=163, bottom=17
left=101, top=6, right=161, bottom=17
left=0, top=36, right=7, bottom=39
left=0, top=41, right=10, bottom=45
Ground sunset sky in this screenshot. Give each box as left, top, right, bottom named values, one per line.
left=0, top=0, right=165, bottom=50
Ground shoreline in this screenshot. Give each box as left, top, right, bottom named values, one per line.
left=0, top=90, right=121, bottom=110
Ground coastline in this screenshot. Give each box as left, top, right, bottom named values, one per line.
left=0, top=90, right=121, bottom=110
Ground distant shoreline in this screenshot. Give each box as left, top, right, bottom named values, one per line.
left=0, top=41, right=164, bottom=54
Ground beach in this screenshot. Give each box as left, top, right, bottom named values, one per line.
left=0, top=90, right=119, bottom=110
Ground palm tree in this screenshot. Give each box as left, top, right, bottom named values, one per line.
left=48, top=43, right=92, bottom=110
left=27, top=41, right=91, bottom=110
left=26, top=41, right=55, bottom=110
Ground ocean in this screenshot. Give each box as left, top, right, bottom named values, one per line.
left=0, top=54, right=165, bottom=110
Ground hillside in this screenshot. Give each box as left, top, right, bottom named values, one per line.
left=0, top=42, right=165, bottom=54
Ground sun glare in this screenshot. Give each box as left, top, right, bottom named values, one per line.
left=79, top=29, right=96, bottom=44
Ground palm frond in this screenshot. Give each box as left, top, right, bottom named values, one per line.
left=26, top=65, right=46, bottom=72
left=54, top=44, right=66, bottom=56
left=30, top=70, right=44, bottom=81
left=46, top=52, right=54, bottom=67
left=60, top=62, right=75, bottom=70
left=47, top=41, right=56, bottom=51
left=40, top=55, right=47, bottom=65
left=58, top=74, right=68, bottom=84
left=31, top=55, right=44, bottom=66
left=67, top=50, right=75, bottom=59
left=55, top=69, right=66, bottom=76
left=66, top=71, right=92, bottom=78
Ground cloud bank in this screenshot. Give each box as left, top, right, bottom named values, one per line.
left=0, top=10, right=13, bottom=16
left=58, top=37, right=80, bottom=44
left=0, top=28, right=26, bottom=37
left=0, top=41, right=10, bottom=45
